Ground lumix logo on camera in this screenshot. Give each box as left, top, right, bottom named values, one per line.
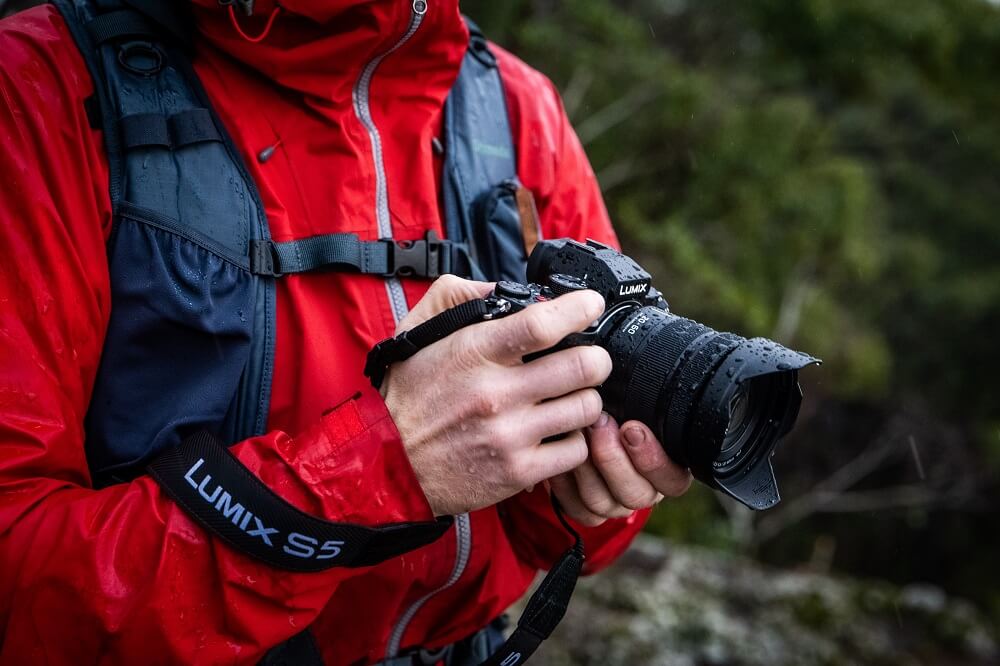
left=618, top=281, right=649, bottom=297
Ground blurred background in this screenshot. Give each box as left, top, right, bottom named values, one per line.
left=460, top=0, right=1000, bottom=663
left=3, top=0, right=997, bottom=663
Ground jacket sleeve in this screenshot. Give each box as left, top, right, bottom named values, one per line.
left=494, top=47, right=650, bottom=574
left=0, top=10, right=433, bottom=663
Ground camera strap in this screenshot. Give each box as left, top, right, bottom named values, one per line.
left=147, top=430, right=454, bottom=571
left=478, top=498, right=584, bottom=666
left=365, top=302, right=586, bottom=665
left=364, top=298, right=496, bottom=389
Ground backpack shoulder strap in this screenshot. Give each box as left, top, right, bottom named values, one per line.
left=441, top=18, right=534, bottom=282
left=51, top=0, right=276, bottom=464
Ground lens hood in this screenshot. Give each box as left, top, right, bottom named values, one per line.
left=693, top=340, right=821, bottom=509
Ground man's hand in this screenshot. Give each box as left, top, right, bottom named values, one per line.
left=549, top=416, right=692, bottom=526
left=382, top=275, right=612, bottom=517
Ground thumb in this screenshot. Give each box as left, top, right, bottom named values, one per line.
left=396, top=274, right=496, bottom=333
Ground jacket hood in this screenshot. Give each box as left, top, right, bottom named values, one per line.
left=190, top=0, right=469, bottom=104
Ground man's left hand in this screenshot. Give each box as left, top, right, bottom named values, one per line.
left=549, top=415, right=692, bottom=526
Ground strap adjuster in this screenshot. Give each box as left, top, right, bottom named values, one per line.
left=383, top=230, right=451, bottom=278
left=249, top=239, right=282, bottom=278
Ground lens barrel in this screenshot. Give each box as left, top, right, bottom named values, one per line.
left=598, top=306, right=818, bottom=510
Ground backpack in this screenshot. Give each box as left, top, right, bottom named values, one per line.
left=49, top=0, right=532, bottom=487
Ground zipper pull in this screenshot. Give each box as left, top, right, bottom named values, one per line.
left=413, top=0, right=427, bottom=15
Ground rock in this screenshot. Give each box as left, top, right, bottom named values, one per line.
left=515, top=535, right=998, bottom=665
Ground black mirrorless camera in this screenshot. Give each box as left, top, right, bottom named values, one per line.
left=484, top=239, right=820, bottom=510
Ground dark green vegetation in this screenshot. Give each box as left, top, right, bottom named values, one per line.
left=465, top=0, right=1000, bottom=631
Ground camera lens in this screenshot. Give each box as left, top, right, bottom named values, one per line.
left=597, top=306, right=818, bottom=510
left=718, top=387, right=751, bottom=467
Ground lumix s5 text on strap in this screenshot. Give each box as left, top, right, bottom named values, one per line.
left=148, top=431, right=453, bottom=572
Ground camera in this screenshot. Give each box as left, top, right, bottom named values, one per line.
left=484, top=238, right=820, bottom=510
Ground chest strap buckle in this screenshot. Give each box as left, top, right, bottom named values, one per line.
left=384, top=230, right=450, bottom=278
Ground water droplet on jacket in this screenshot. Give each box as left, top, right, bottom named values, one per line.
left=777, top=362, right=791, bottom=370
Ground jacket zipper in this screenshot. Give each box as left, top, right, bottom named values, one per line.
left=349, top=1, right=473, bottom=658
left=385, top=513, right=472, bottom=657
left=352, top=0, right=426, bottom=326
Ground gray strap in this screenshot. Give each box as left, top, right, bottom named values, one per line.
left=250, top=234, right=389, bottom=277
left=249, top=231, right=475, bottom=279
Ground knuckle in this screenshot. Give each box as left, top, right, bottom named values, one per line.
left=487, top=421, right=517, bottom=450
left=664, top=471, right=694, bottom=497
left=434, top=273, right=463, bottom=291
left=577, top=389, right=603, bottom=425
left=581, top=490, right=617, bottom=517
left=504, top=458, right=531, bottom=488
left=520, top=309, right=557, bottom=349
left=470, top=386, right=504, bottom=417
left=576, top=512, right=607, bottom=528
left=590, top=434, right=621, bottom=468
left=569, top=348, right=592, bottom=387
left=621, top=488, right=658, bottom=510
left=582, top=290, right=606, bottom=320
left=565, top=432, right=589, bottom=467
left=582, top=346, right=613, bottom=384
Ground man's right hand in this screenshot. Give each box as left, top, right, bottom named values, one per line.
left=381, top=275, right=612, bottom=517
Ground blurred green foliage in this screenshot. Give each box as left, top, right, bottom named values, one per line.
left=464, top=0, right=1000, bottom=617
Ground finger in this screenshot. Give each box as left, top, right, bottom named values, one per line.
left=549, top=473, right=606, bottom=527
left=620, top=420, right=693, bottom=498
left=516, top=346, right=612, bottom=402
left=573, top=459, right=633, bottom=519
left=520, top=430, right=588, bottom=487
left=479, top=289, right=605, bottom=363
left=523, top=388, right=603, bottom=442
left=587, top=413, right=660, bottom=510
left=397, top=275, right=496, bottom=333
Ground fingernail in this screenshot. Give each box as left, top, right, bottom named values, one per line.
left=623, top=425, right=646, bottom=447
left=594, top=412, right=609, bottom=428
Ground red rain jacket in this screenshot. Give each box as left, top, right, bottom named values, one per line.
left=0, top=1, right=648, bottom=663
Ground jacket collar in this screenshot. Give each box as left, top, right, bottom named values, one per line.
left=190, top=0, right=469, bottom=106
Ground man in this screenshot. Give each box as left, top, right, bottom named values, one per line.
left=0, top=1, right=691, bottom=663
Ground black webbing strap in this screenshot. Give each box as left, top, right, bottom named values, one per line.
left=169, top=109, right=222, bottom=147
left=250, top=230, right=477, bottom=280
left=85, top=9, right=158, bottom=45
left=120, top=113, right=170, bottom=149
left=479, top=499, right=584, bottom=666
left=147, top=431, right=453, bottom=572
left=364, top=299, right=492, bottom=389
left=120, top=109, right=222, bottom=150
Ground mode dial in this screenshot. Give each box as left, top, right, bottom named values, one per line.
left=546, top=273, right=589, bottom=296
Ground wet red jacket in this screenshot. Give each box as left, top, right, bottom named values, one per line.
left=0, top=1, right=648, bottom=663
